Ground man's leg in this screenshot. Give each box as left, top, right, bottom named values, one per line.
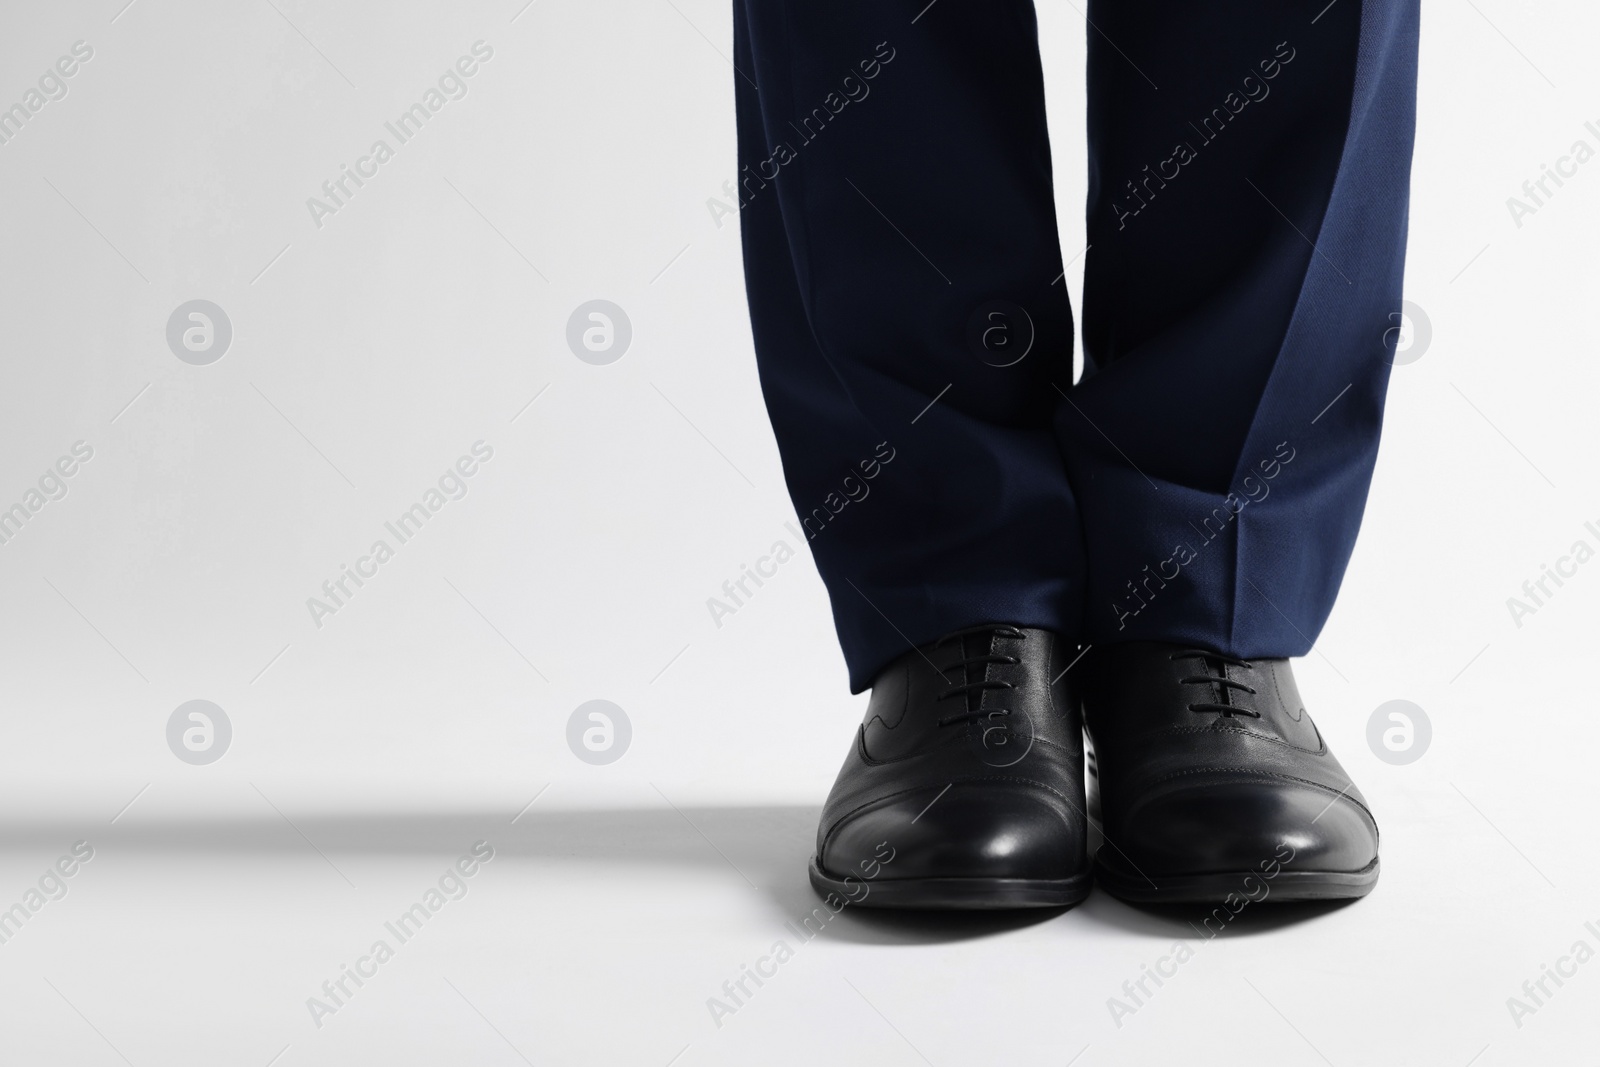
left=1064, top=0, right=1420, bottom=650
left=735, top=0, right=1093, bottom=908
left=734, top=0, right=1085, bottom=695
left=1067, top=0, right=1421, bottom=902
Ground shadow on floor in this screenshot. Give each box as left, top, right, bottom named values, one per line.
left=0, top=805, right=1351, bottom=944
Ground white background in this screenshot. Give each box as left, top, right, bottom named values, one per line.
left=0, top=0, right=1595, bottom=1064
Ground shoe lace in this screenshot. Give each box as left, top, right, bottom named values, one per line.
left=1169, top=648, right=1260, bottom=718
left=933, top=625, right=1025, bottom=727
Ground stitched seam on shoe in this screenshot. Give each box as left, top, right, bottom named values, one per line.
left=1107, top=723, right=1326, bottom=756
left=828, top=775, right=1077, bottom=829
left=859, top=733, right=1080, bottom=767
left=1269, top=664, right=1305, bottom=723
left=820, top=775, right=1081, bottom=859
left=1046, top=631, right=1060, bottom=722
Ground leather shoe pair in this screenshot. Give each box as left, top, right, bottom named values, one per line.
left=809, top=627, right=1378, bottom=908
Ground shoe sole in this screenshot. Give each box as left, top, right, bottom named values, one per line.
left=1093, top=854, right=1380, bottom=904
left=809, top=858, right=1092, bottom=911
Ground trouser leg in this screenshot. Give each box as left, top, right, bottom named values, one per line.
left=735, top=0, right=1084, bottom=692
left=1064, top=0, right=1420, bottom=652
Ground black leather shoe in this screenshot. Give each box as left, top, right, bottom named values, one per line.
left=1081, top=642, right=1379, bottom=904
left=809, top=625, right=1091, bottom=910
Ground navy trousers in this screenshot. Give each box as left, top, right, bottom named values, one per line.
left=733, top=0, right=1420, bottom=692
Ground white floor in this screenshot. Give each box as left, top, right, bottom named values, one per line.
left=0, top=742, right=1594, bottom=1067
left=2, top=0, right=1598, bottom=1063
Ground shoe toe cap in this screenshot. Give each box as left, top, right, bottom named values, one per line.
left=821, top=781, right=1085, bottom=883
left=1110, top=780, right=1378, bottom=877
